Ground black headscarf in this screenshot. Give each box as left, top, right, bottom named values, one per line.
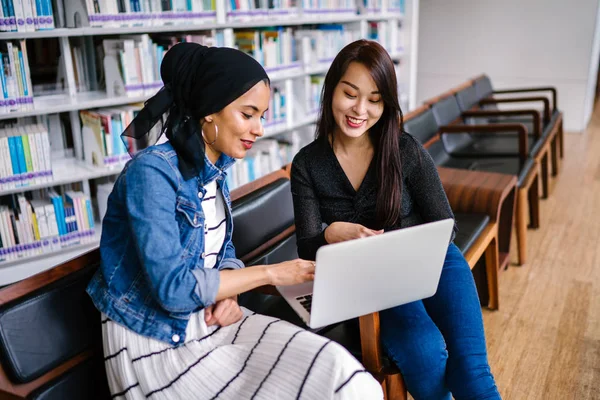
left=121, top=42, right=269, bottom=179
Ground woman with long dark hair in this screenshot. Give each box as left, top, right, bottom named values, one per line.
left=291, top=40, right=501, bottom=400
left=87, top=42, right=383, bottom=400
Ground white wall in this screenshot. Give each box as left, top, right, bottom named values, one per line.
left=416, top=0, right=600, bottom=132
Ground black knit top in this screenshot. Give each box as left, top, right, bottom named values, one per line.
left=290, top=133, right=457, bottom=261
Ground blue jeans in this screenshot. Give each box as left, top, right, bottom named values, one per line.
left=380, top=243, right=501, bottom=400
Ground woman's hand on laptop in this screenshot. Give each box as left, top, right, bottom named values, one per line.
left=267, top=259, right=316, bottom=286
left=324, top=222, right=384, bottom=244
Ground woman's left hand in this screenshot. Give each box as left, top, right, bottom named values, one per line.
left=204, top=297, right=244, bottom=327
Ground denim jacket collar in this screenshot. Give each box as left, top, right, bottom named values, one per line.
left=178, top=149, right=236, bottom=185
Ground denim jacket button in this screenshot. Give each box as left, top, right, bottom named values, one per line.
left=197, top=192, right=203, bottom=199
left=201, top=252, right=206, bottom=259
left=172, top=334, right=180, bottom=343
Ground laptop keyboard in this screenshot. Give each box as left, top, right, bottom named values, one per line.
left=296, top=295, right=312, bottom=313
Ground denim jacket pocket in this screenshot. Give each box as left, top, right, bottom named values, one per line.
left=175, top=197, right=204, bottom=259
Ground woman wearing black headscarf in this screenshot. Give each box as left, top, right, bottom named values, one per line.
left=86, top=43, right=382, bottom=400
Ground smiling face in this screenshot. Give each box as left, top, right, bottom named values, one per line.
left=202, top=80, right=270, bottom=162
left=331, top=62, right=384, bottom=140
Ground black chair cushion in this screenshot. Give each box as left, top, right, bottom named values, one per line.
left=469, top=157, right=535, bottom=187
left=0, top=265, right=101, bottom=384
left=404, top=108, right=439, bottom=144
left=28, top=357, right=110, bottom=400
left=442, top=132, right=541, bottom=158
left=453, top=213, right=490, bottom=254
left=431, top=96, right=462, bottom=126
left=456, top=86, right=479, bottom=111
left=231, top=178, right=294, bottom=258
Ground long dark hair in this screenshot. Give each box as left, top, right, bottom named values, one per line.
left=316, top=39, right=404, bottom=227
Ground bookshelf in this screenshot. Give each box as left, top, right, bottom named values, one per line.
left=0, top=0, right=420, bottom=286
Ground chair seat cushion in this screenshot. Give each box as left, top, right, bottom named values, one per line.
left=453, top=213, right=490, bottom=254
left=439, top=156, right=535, bottom=187
left=28, top=357, right=109, bottom=400
left=446, top=134, right=542, bottom=158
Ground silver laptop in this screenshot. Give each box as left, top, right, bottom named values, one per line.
left=277, top=218, right=455, bottom=329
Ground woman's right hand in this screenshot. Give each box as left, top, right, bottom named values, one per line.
left=266, top=259, right=316, bottom=286
left=324, top=221, right=384, bottom=244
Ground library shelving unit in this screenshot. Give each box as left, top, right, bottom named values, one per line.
left=0, top=0, right=420, bottom=286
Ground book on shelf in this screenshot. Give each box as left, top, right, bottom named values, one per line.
left=235, top=27, right=300, bottom=73
left=78, top=0, right=217, bottom=28
left=226, top=129, right=312, bottom=190
left=296, top=24, right=361, bottom=68
left=102, top=32, right=223, bottom=98
left=0, top=40, right=33, bottom=114
left=80, top=106, right=139, bottom=168
left=227, top=0, right=299, bottom=22
left=0, top=0, right=55, bottom=32
left=302, top=0, right=356, bottom=16
left=0, top=122, right=53, bottom=191
left=0, top=190, right=95, bottom=264
left=305, top=73, right=324, bottom=116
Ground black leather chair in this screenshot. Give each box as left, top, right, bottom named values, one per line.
left=404, top=105, right=531, bottom=266
left=229, top=169, right=408, bottom=400
left=0, top=251, right=109, bottom=400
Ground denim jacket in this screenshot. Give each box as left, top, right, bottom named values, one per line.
left=86, top=142, right=243, bottom=346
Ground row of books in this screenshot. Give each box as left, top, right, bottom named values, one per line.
left=0, top=41, right=33, bottom=114
left=302, top=0, right=355, bottom=13
left=79, top=106, right=142, bottom=168
left=225, top=129, right=312, bottom=189
left=0, top=123, right=52, bottom=191
left=367, top=20, right=404, bottom=54
left=362, top=0, right=405, bottom=13
left=297, top=24, right=362, bottom=66
left=103, top=33, right=224, bottom=98
left=228, top=0, right=298, bottom=21
left=235, top=28, right=299, bottom=72
left=264, top=83, right=287, bottom=127
left=0, top=191, right=95, bottom=264
left=0, top=0, right=54, bottom=32
left=84, top=0, right=217, bottom=28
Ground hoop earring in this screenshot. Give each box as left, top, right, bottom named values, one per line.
left=203, top=123, right=218, bottom=146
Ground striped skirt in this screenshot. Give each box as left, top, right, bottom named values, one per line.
left=102, top=307, right=383, bottom=399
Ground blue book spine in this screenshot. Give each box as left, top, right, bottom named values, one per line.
left=18, top=50, right=28, bottom=97
left=8, top=136, right=19, bottom=176
left=50, top=195, right=63, bottom=236
left=86, top=198, right=95, bottom=229
left=247, top=158, right=255, bottom=182
left=14, top=136, right=26, bottom=177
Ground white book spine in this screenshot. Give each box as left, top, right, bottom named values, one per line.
left=12, top=0, right=26, bottom=32
left=21, top=0, right=35, bottom=32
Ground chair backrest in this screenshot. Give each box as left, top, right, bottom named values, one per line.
left=403, top=106, right=439, bottom=145
left=430, top=95, right=462, bottom=127
left=0, top=250, right=109, bottom=400
left=455, top=85, right=479, bottom=111
left=473, top=74, right=494, bottom=100
left=231, top=169, right=297, bottom=266
left=230, top=169, right=299, bottom=313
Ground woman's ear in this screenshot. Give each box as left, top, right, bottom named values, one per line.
left=203, top=115, right=214, bottom=124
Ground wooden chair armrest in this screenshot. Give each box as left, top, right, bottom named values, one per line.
left=461, top=109, right=541, bottom=138
left=480, top=96, right=550, bottom=124
left=0, top=248, right=100, bottom=305
left=493, top=87, right=557, bottom=110
left=359, top=312, right=385, bottom=373
left=439, top=123, right=529, bottom=161
left=437, top=167, right=517, bottom=222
